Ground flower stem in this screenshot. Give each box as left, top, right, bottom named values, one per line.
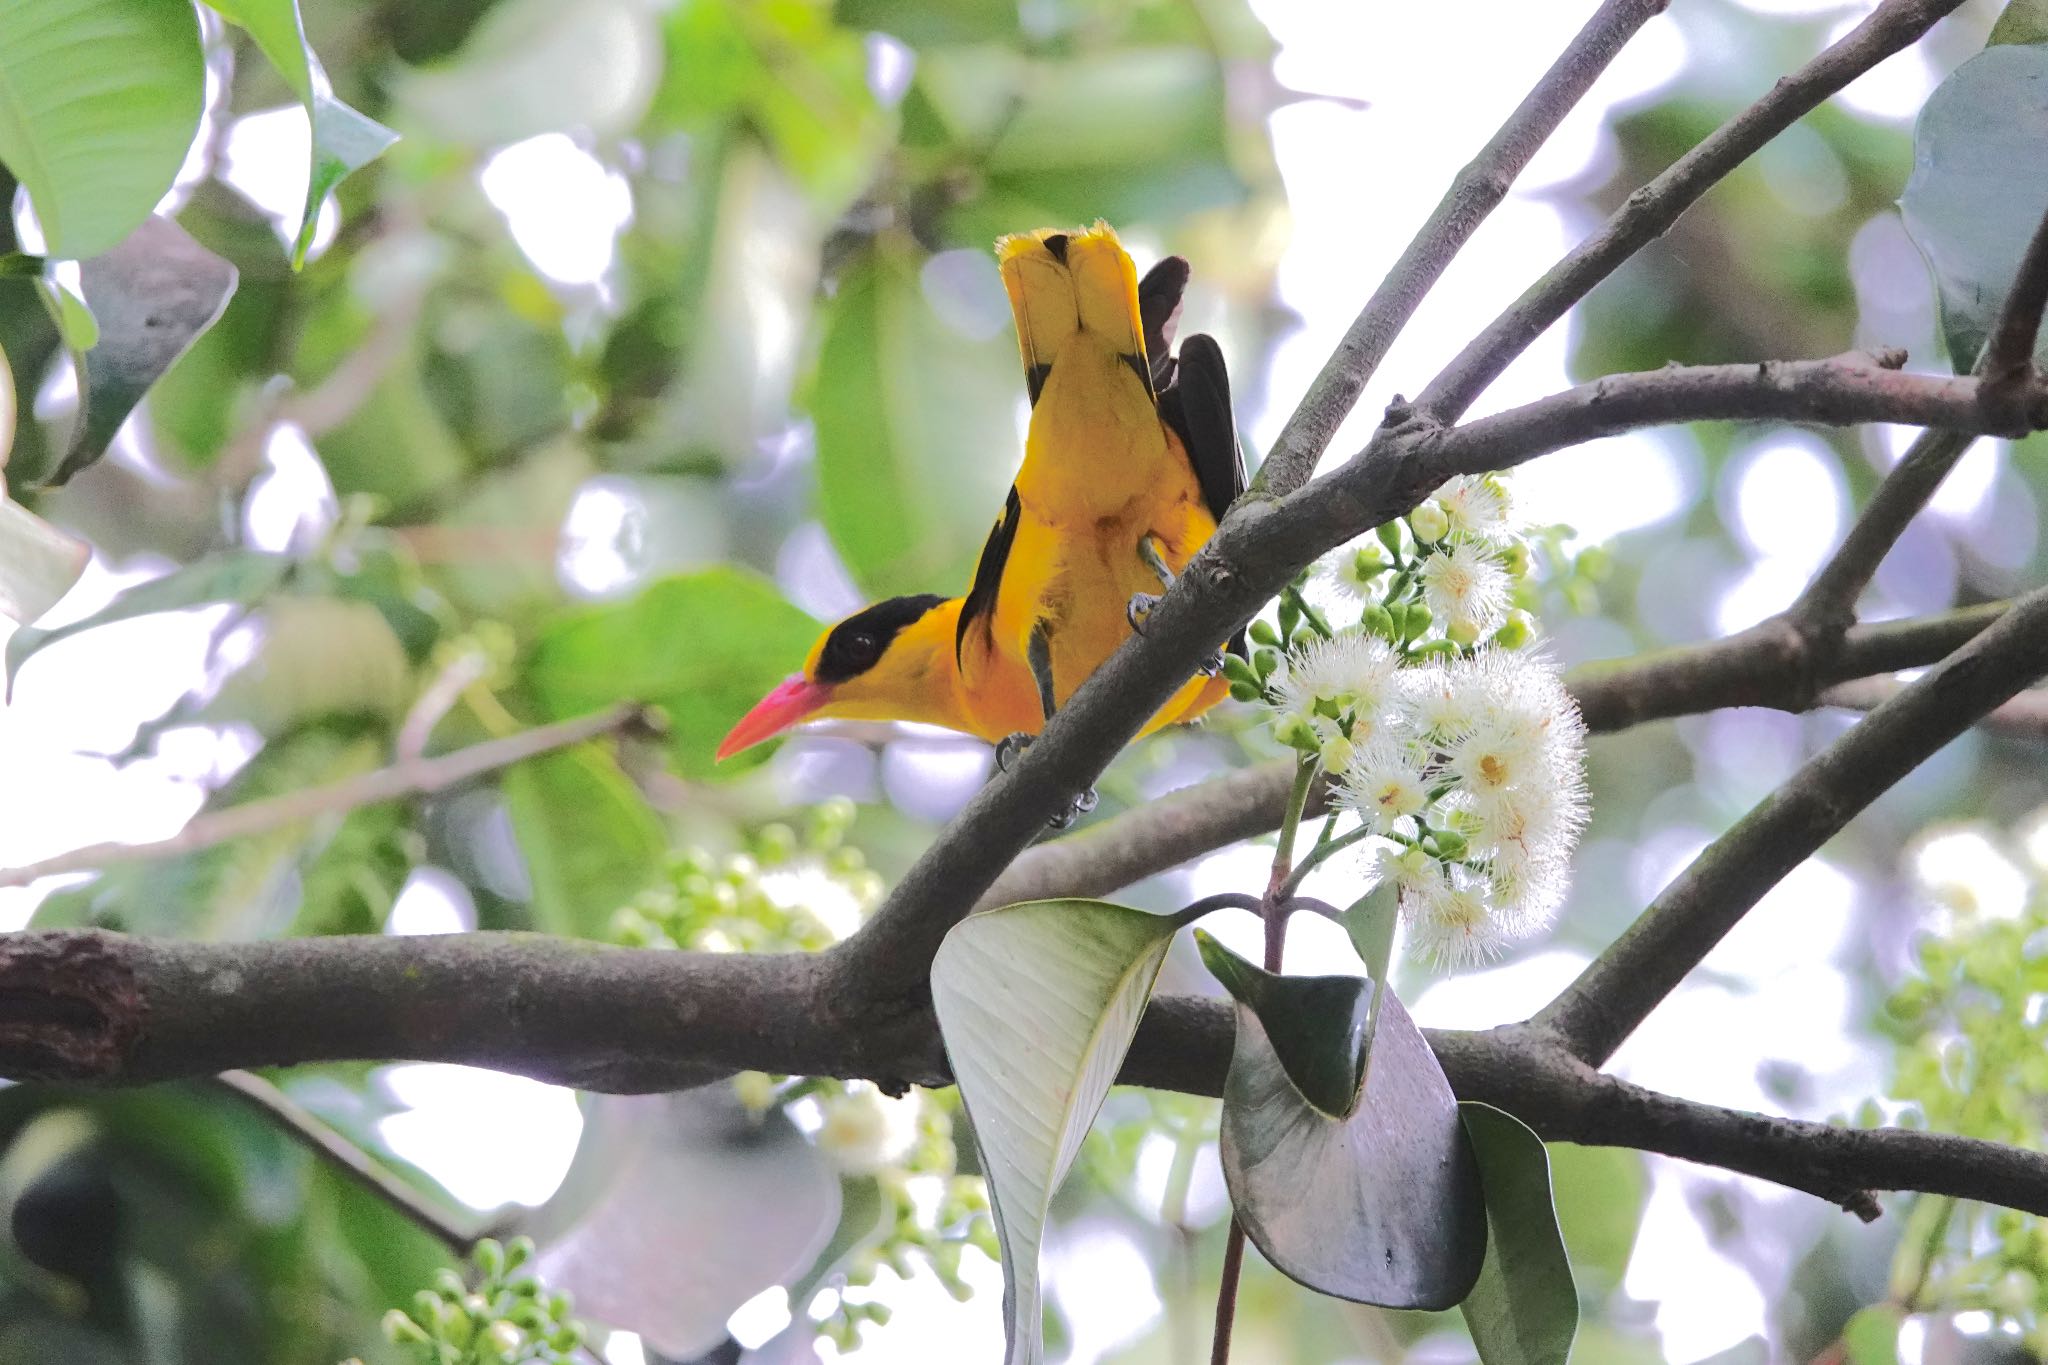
left=1279, top=822, right=1378, bottom=901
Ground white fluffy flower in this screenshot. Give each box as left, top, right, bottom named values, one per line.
left=1340, top=739, right=1430, bottom=834
left=1269, top=631, right=1398, bottom=725
left=1419, top=540, right=1511, bottom=641
left=815, top=1082, right=918, bottom=1176
left=1315, top=544, right=1384, bottom=605
left=1405, top=864, right=1514, bottom=967
left=1434, top=474, right=1513, bottom=542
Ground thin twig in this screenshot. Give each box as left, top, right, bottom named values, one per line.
left=1253, top=0, right=1671, bottom=497
left=1821, top=677, right=2048, bottom=741
left=1792, top=200, right=2048, bottom=639
left=1413, top=0, right=1969, bottom=424
left=209, top=1069, right=476, bottom=1252
left=0, top=704, right=649, bottom=888
left=1538, top=581, right=2048, bottom=1067
left=1210, top=1223, right=1248, bottom=1365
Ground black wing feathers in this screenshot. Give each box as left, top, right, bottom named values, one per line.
left=956, top=485, right=1022, bottom=664
left=1137, top=256, right=1190, bottom=393
left=1159, top=333, right=1243, bottom=525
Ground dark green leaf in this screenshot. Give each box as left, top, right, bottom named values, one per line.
left=198, top=0, right=398, bottom=267
left=1900, top=44, right=2048, bottom=371
left=501, top=744, right=665, bottom=938
left=1841, top=1304, right=1904, bottom=1365
left=5, top=550, right=290, bottom=696
left=807, top=239, right=1021, bottom=599
left=1459, top=1103, right=1577, bottom=1365
left=0, top=0, right=203, bottom=259
left=1216, top=975, right=1485, bottom=1309
left=523, top=567, right=820, bottom=779
left=527, top=1089, right=839, bottom=1361
left=0, top=253, right=42, bottom=277
left=932, top=897, right=1187, bottom=1365
left=1195, top=931, right=1369, bottom=1119
left=1989, top=0, right=2048, bottom=46
left=51, top=216, right=239, bottom=484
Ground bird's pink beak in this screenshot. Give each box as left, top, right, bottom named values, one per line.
left=717, top=675, right=833, bottom=761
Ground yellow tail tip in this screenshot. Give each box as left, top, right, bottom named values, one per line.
left=994, top=219, right=1121, bottom=266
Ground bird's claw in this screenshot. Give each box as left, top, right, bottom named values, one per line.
left=1046, top=786, right=1099, bottom=831
left=995, top=732, right=1033, bottom=772
left=1127, top=592, right=1161, bottom=633
left=1196, top=650, right=1225, bottom=677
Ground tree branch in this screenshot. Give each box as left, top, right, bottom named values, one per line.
left=1253, top=0, right=1670, bottom=496
left=6, top=930, right=2047, bottom=1218
left=0, top=705, right=652, bottom=889
left=1821, top=677, right=2048, bottom=741
left=1538, top=581, right=2048, bottom=1067
left=1412, top=0, right=1969, bottom=425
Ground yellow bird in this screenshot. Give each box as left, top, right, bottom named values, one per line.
left=719, top=223, right=1243, bottom=775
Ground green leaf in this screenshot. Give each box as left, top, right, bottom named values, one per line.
left=198, top=0, right=397, bottom=268
left=4, top=550, right=290, bottom=696
left=1990, top=0, right=2048, bottom=46
left=291, top=799, right=413, bottom=936
left=37, top=268, right=97, bottom=349
left=1196, top=930, right=1368, bottom=1119
left=807, top=239, right=1021, bottom=599
left=1458, top=1103, right=1577, bottom=1365
left=0, top=0, right=203, bottom=259
left=501, top=744, right=665, bottom=939
left=1900, top=44, right=2048, bottom=372
left=1344, top=881, right=1398, bottom=986
left=1549, top=1142, right=1645, bottom=1289
left=528, top=1090, right=840, bottom=1361
left=1841, top=1304, right=1904, bottom=1365
left=0, top=252, right=42, bottom=277
left=50, top=215, right=238, bottom=484
left=0, top=496, right=87, bottom=627
left=833, top=0, right=1019, bottom=45
left=523, top=567, right=820, bottom=779
left=392, top=0, right=663, bottom=146
left=931, top=897, right=1187, bottom=1365
left=1211, top=956, right=1486, bottom=1309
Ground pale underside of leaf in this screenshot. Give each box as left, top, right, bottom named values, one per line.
left=1458, top=1102, right=1578, bottom=1365
left=931, top=899, right=1182, bottom=1365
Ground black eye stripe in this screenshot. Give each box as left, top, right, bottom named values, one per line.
left=815, top=595, right=946, bottom=683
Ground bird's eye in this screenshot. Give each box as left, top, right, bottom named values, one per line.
left=848, top=632, right=878, bottom=665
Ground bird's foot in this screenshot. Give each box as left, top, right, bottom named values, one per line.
left=1196, top=649, right=1225, bottom=677
left=1127, top=591, right=1162, bottom=633
left=1047, top=785, right=1100, bottom=831
left=994, top=731, right=1034, bottom=772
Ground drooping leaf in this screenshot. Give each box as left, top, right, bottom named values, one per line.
left=1196, top=930, right=1368, bottom=1118
left=4, top=550, right=290, bottom=696
left=931, top=898, right=1188, bottom=1365
left=198, top=0, right=398, bottom=268
left=1990, top=0, right=2048, bottom=47
left=1458, top=1103, right=1577, bottom=1365
left=1549, top=1142, right=1646, bottom=1290
left=0, top=0, right=203, bottom=259
left=501, top=743, right=665, bottom=939
left=51, top=216, right=239, bottom=483
left=523, top=567, right=820, bottom=779
left=807, top=239, right=1020, bottom=599
left=1343, top=880, right=1398, bottom=986
left=1205, top=939, right=1486, bottom=1309
left=529, top=1089, right=840, bottom=1362
left=1900, top=44, right=2048, bottom=372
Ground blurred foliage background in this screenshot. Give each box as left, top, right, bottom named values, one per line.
left=2, top=0, right=2047, bottom=1360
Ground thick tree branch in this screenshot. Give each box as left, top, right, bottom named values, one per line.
left=1539, top=582, right=2048, bottom=1067
left=1412, top=0, right=1969, bottom=424
left=0, top=705, right=652, bottom=889
left=1254, top=0, right=1670, bottom=496
left=5, top=930, right=2047, bottom=1218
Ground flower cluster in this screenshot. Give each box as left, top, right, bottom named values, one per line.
left=611, top=802, right=994, bottom=1350
left=1226, top=473, right=1590, bottom=967
left=359, top=1237, right=584, bottom=1365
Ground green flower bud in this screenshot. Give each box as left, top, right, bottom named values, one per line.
left=1408, top=500, right=1450, bottom=544
left=1376, top=521, right=1405, bottom=557
left=1248, top=618, right=1282, bottom=648
left=506, top=1276, right=542, bottom=1300
left=808, top=796, right=857, bottom=850
left=1500, top=540, right=1531, bottom=578
left=1273, top=713, right=1321, bottom=753
left=1278, top=594, right=1301, bottom=641
left=474, top=1238, right=506, bottom=1280
left=382, top=1310, right=430, bottom=1345
left=1402, top=603, right=1433, bottom=642
left=1220, top=653, right=1260, bottom=688
left=1362, top=605, right=1396, bottom=639
left=1229, top=680, right=1265, bottom=704
left=1493, top=610, right=1534, bottom=650
left=753, top=822, right=798, bottom=866
left=432, top=1269, right=467, bottom=1299
left=1446, top=617, right=1481, bottom=647
left=1353, top=546, right=1385, bottom=576
left=1253, top=647, right=1281, bottom=679
left=1429, top=827, right=1469, bottom=859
